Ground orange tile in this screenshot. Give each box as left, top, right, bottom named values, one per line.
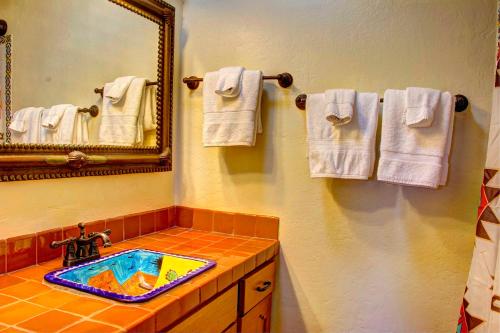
left=63, top=225, right=80, bottom=239
left=10, top=265, right=50, bottom=281
left=1, top=327, right=27, bottom=333
left=150, top=296, right=181, bottom=331
left=181, top=230, right=209, bottom=239
left=0, top=301, right=48, bottom=325
left=140, top=212, right=156, bottom=235
left=0, top=324, right=7, bottom=331
left=58, top=296, right=111, bottom=317
left=256, top=249, right=268, bottom=267
left=85, top=220, right=106, bottom=237
left=6, top=234, right=36, bottom=272
left=183, top=239, right=214, bottom=248
left=159, top=227, right=188, bottom=235
left=59, top=320, right=120, bottom=333
left=0, top=240, right=6, bottom=274
left=255, top=215, right=279, bottom=240
left=234, top=213, right=257, bottom=237
left=244, top=256, right=257, bottom=274
left=155, top=208, right=170, bottom=231
left=91, top=305, right=151, bottom=329
left=245, top=238, right=277, bottom=248
left=176, top=206, right=193, bottom=228
left=0, top=275, right=24, bottom=289
left=198, top=233, right=227, bottom=242
left=216, top=267, right=233, bottom=292
left=124, top=214, right=141, bottom=240
left=168, top=206, right=176, bottom=227
left=1, top=280, right=51, bottom=299
left=18, top=310, right=81, bottom=332
left=168, top=283, right=200, bottom=315
left=213, top=211, right=235, bottom=235
left=0, top=294, right=17, bottom=307
left=192, top=209, right=214, bottom=232
left=36, top=228, right=63, bottom=264
left=28, top=289, right=77, bottom=308
left=209, top=238, right=247, bottom=250
left=189, top=274, right=217, bottom=303
left=106, top=217, right=124, bottom=244
left=128, top=313, right=155, bottom=333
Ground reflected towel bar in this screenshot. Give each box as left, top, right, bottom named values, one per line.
left=78, top=105, right=99, bottom=117
left=294, top=93, right=469, bottom=113
left=94, top=81, right=158, bottom=96
left=182, top=72, right=293, bottom=90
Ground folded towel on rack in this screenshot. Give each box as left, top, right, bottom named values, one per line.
left=143, top=85, right=157, bottom=132
left=306, top=92, right=379, bottom=179
left=203, top=69, right=263, bottom=147
left=105, top=76, right=136, bottom=104
left=99, top=77, right=147, bottom=146
left=324, top=89, right=355, bottom=126
left=41, top=104, right=69, bottom=129
left=215, top=67, right=245, bottom=98
left=377, top=89, right=454, bottom=188
left=9, top=107, right=44, bottom=144
left=405, top=87, right=441, bottom=128
left=51, top=105, right=78, bottom=144
left=74, top=111, right=90, bottom=145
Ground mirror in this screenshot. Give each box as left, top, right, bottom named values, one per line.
left=0, top=0, right=174, bottom=180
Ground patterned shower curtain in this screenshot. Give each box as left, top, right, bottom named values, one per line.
left=457, top=3, right=500, bottom=332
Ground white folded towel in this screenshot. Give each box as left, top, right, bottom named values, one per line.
left=306, top=92, right=379, bottom=179
left=52, top=105, right=78, bottom=144
left=9, top=107, right=44, bottom=143
left=203, top=69, right=263, bottom=147
left=215, top=67, right=245, bottom=98
left=377, top=89, right=454, bottom=188
left=41, top=104, right=69, bottom=129
left=405, top=87, right=441, bottom=128
left=105, top=76, right=136, bottom=104
left=324, top=89, right=356, bottom=126
left=74, top=112, right=90, bottom=145
left=143, top=85, right=157, bottom=132
left=99, top=77, right=147, bottom=146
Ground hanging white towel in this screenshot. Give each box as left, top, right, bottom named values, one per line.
left=105, top=76, right=136, bottom=104
left=9, top=107, right=44, bottom=143
left=377, top=89, right=454, bottom=188
left=143, top=85, right=157, bottom=132
left=405, top=87, right=441, bottom=128
left=306, top=92, right=379, bottom=179
left=324, top=89, right=356, bottom=126
left=51, top=105, right=78, bottom=144
left=215, top=66, right=245, bottom=98
left=40, top=104, right=73, bottom=144
left=99, top=77, right=147, bottom=146
left=74, top=111, right=90, bottom=145
left=203, top=70, right=263, bottom=147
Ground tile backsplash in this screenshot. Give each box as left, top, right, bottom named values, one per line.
left=0, top=206, right=279, bottom=273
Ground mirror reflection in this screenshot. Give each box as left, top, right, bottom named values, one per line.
left=0, top=0, right=159, bottom=147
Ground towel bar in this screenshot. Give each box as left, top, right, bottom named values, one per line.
left=78, top=105, right=99, bottom=117
left=295, top=93, right=469, bottom=112
left=182, top=72, right=293, bottom=90
left=94, top=81, right=158, bottom=97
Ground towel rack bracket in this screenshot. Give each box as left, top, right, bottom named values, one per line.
left=277, top=72, right=293, bottom=88
left=295, top=94, right=307, bottom=110
left=183, top=76, right=200, bottom=90
left=455, top=94, right=468, bottom=112
left=0, top=20, right=7, bottom=37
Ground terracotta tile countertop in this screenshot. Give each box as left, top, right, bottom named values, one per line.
left=0, top=227, right=279, bottom=333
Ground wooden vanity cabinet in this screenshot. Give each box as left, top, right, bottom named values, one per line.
left=165, top=260, right=276, bottom=333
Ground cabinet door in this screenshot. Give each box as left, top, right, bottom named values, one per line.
left=240, top=294, right=272, bottom=333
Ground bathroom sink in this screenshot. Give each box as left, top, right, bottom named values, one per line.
left=44, top=249, right=216, bottom=302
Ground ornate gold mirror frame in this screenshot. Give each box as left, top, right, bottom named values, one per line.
left=0, top=0, right=174, bottom=181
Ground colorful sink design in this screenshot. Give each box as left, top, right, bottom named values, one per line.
left=44, top=249, right=216, bottom=302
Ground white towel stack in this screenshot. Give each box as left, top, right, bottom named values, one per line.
left=377, top=89, right=454, bottom=188
left=203, top=69, right=263, bottom=147
left=99, top=77, right=147, bottom=146
left=306, top=91, right=379, bottom=179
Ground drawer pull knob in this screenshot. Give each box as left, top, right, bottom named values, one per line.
left=256, top=280, right=272, bottom=292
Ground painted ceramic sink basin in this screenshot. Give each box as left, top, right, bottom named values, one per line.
left=44, top=249, right=216, bottom=302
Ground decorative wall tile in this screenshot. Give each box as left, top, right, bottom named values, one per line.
left=6, top=234, right=36, bottom=272
left=124, top=215, right=140, bottom=240
left=36, top=228, right=62, bottom=263
left=140, top=212, right=156, bottom=235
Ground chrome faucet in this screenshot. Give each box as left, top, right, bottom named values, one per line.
left=51, top=223, right=112, bottom=267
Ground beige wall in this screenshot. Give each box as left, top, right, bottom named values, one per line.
left=0, top=0, right=183, bottom=238
left=178, top=0, right=496, bottom=332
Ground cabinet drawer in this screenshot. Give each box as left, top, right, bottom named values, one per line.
left=240, top=295, right=272, bottom=333
left=167, top=285, right=238, bottom=333
left=241, top=261, right=275, bottom=314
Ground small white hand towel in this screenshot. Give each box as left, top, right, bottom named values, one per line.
left=215, top=67, right=245, bottom=98
left=41, top=104, right=69, bottom=129
left=306, top=92, right=379, bottom=179
left=52, top=105, right=78, bottom=144
left=105, top=76, right=136, bottom=104
left=99, top=77, right=147, bottom=146
left=324, top=89, right=356, bottom=126
left=143, top=85, right=157, bottom=132
left=74, top=111, right=90, bottom=144
left=377, top=89, right=454, bottom=188
left=203, top=70, right=263, bottom=147
left=405, top=87, right=441, bottom=128
left=9, top=107, right=44, bottom=143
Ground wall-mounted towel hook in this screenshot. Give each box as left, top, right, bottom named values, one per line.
left=78, top=105, right=99, bottom=117
left=0, top=20, right=7, bottom=37
left=182, top=72, right=294, bottom=90
left=295, top=93, right=469, bottom=112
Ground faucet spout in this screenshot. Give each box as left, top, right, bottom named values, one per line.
left=88, top=229, right=112, bottom=248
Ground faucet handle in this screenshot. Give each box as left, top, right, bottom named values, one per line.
left=77, top=223, right=86, bottom=237
left=50, top=237, right=76, bottom=249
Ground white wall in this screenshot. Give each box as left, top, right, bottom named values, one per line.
left=0, top=0, right=183, bottom=238
left=177, top=1, right=496, bottom=332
